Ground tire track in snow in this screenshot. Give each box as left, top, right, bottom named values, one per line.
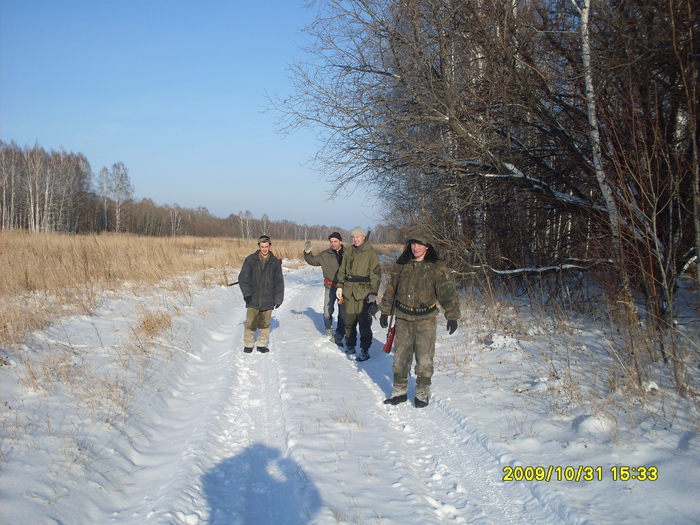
left=121, top=267, right=582, bottom=524
left=379, top=395, right=578, bottom=524
left=433, top=397, right=593, bottom=525
left=203, top=271, right=316, bottom=525
left=269, top=269, right=564, bottom=524
left=107, top=277, right=311, bottom=525
left=346, top=360, right=566, bottom=524
left=107, top=287, right=247, bottom=524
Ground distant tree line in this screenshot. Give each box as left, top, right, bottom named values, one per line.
left=274, top=0, right=698, bottom=392
left=0, top=140, right=399, bottom=242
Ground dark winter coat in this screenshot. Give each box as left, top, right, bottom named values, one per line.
left=303, top=246, right=343, bottom=287
left=239, top=250, right=284, bottom=311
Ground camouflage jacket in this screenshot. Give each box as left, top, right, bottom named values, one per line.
left=380, top=256, right=460, bottom=322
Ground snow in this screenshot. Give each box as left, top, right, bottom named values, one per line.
left=1, top=263, right=699, bottom=524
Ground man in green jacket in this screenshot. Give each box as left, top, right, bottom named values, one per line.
left=380, top=226, right=461, bottom=407
left=336, top=226, right=381, bottom=361
left=304, top=231, right=345, bottom=346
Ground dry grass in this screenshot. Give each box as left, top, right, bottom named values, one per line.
left=440, top=280, right=700, bottom=437
left=0, top=231, right=398, bottom=439
left=0, top=231, right=352, bottom=463
left=0, top=231, right=309, bottom=347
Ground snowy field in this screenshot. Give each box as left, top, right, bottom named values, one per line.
left=1, top=262, right=699, bottom=524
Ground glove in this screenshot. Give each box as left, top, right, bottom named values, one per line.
left=244, top=295, right=252, bottom=304
left=380, top=314, right=388, bottom=328
left=336, top=287, right=343, bottom=301
left=274, top=303, right=281, bottom=309
left=447, top=320, right=458, bottom=334
left=367, top=301, right=379, bottom=318
left=304, top=240, right=312, bottom=253
left=366, top=293, right=377, bottom=303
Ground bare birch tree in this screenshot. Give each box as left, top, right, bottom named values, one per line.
left=273, top=0, right=698, bottom=391
left=170, top=204, right=182, bottom=236
left=0, top=141, right=21, bottom=230
left=111, top=162, right=133, bottom=233
left=99, top=167, right=111, bottom=231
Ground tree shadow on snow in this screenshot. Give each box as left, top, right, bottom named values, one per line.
left=202, top=443, right=322, bottom=524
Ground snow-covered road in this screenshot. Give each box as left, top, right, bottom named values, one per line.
left=95, top=268, right=574, bottom=524
left=2, top=265, right=697, bottom=524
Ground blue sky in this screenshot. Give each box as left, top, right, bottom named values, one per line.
left=0, top=0, right=379, bottom=229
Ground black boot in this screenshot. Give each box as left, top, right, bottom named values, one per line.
left=415, top=376, right=431, bottom=408
left=414, top=397, right=429, bottom=408
left=356, top=349, right=370, bottom=361
left=383, top=394, right=408, bottom=405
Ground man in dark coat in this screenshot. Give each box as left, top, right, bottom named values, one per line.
left=380, top=226, right=461, bottom=407
left=238, top=235, right=284, bottom=353
left=304, top=232, right=346, bottom=346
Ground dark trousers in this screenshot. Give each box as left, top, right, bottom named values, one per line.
left=344, top=302, right=372, bottom=350
left=324, top=286, right=345, bottom=337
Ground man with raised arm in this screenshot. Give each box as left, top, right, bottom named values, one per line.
left=304, top=232, right=346, bottom=346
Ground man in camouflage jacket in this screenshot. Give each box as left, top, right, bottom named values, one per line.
left=336, top=226, right=381, bottom=361
left=380, top=225, right=461, bottom=407
left=303, top=231, right=345, bottom=345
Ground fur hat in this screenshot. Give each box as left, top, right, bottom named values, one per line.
left=396, top=225, right=439, bottom=264
left=350, top=226, right=366, bottom=237
left=328, top=231, right=342, bottom=241
left=406, top=225, right=434, bottom=247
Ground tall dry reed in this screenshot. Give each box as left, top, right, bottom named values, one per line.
left=0, top=231, right=310, bottom=347
left=0, top=231, right=399, bottom=346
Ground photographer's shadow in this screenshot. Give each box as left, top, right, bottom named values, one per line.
left=202, top=443, right=321, bottom=524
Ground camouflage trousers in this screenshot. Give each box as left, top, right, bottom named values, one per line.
left=244, top=307, right=272, bottom=348
left=390, top=316, right=437, bottom=401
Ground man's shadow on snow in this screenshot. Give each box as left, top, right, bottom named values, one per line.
left=292, top=306, right=395, bottom=397
left=358, top=318, right=398, bottom=397
left=303, top=307, right=327, bottom=335
left=202, top=443, right=322, bottom=524
left=289, top=306, right=326, bottom=336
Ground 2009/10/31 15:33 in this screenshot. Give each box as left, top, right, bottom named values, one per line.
left=502, top=465, right=659, bottom=482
